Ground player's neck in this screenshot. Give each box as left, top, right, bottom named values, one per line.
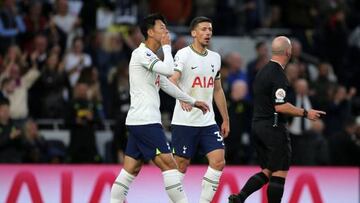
left=191, top=42, right=207, bottom=55
left=270, top=57, right=286, bottom=69
left=144, top=39, right=160, bottom=53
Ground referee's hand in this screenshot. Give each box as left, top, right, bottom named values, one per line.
left=307, top=109, right=326, bottom=121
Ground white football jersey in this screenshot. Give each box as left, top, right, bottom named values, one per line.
left=125, top=43, right=163, bottom=125
left=171, top=45, right=221, bottom=126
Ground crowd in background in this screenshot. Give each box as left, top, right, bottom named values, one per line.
left=0, top=0, right=359, bottom=166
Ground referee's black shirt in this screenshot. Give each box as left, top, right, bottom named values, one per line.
left=252, top=60, right=289, bottom=123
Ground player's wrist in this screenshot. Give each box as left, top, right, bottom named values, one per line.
left=302, top=109, right=308, bottom=118
left=162, top=44, right=171, bottom=52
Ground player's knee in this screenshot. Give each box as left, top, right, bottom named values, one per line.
left=209, top=158, right=225, bottom=171
left=177, top=161, right=190, bottom=173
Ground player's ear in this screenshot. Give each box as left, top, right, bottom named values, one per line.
left=191, top=30, right=196, bottom=38
left=147, top=29, right=153, bottom=38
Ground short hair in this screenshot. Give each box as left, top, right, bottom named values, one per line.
left=255, top=41, right=266, bottom=50
left=1, top=77, right=13, bottom=89
left=0, top=98, right=10, bottom=106
left=189, top=16, right=212, bottom=31
left=140, top=13, right=167, bottom=40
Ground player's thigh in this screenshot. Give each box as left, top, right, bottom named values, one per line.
left=123, top=155, right=143, bottom=176
left=128, top=124, right=171, bottom=161
left=124, top=130, right=143, bottom=161
left=171, top=125, right=201, bottom=159
left=199, top=125, right=225, bottom=157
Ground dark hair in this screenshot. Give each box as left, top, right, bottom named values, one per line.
left=1, top=77, right=13, bottom=89
left=0, top=98, right=10, bottom=106
left=189, top=16, right=212, bottom=31
left=255, top=41, right=266, bottom=50
left=140, top=13, right=167, bottom=40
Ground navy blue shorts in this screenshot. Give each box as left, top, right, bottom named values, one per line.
left=171, top=124, right=224, bottom=158
left=125, top=124, right=171, bottom=161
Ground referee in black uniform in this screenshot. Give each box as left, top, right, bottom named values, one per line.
left=229, top=36, right=326, bottom=203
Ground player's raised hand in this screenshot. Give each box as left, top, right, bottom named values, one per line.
left=307, top=109, right=326, bottom=121
left=161, top=31, right=171, bottom=46
left=194, top=101, right=210, bottom=114
left=180, top=101, right=193, bottom=112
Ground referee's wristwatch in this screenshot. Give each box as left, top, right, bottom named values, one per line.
left=302, top=109, right=308, bottom=118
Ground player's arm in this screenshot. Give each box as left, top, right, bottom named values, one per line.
left=148, top=45, right=175, bottom=77
left=159, top=75, right=210, bottom=114
left=213, top=78, right=230, bottom=137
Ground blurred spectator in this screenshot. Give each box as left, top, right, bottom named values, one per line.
left=292, top=119, right=329, bottom=165
left=311, top=62, right=337, bottom=110
left=1, top=45, right=27, bottom=73
left=0, top=98, right=23, bottom=163
left=108, top=61, right=130, bottom=163
left=22, top=1, right=48, bottom=52
left=0, top=77, right=15, bottom=101
left=0, top=0, right=26, bottom=54
left=112, top=0, right=140, bottom=25
left=66, top=82, right=101, bottom=163
left=38, top=53, right=69, bottom=118
left=27, top=33, right=48, bottom=68
left=22, top=119, right=48, bottom=163
left=225, top=80, right=252, bottom=164
left=329, top=117, right=360, bottom=166
left=290, top=39, right=318, bottom=81
left=64, top=36, right=92, bottom=87
left=225, top=52, right=248, bottom=89
left=314, top=6, right=349, bottom=82
left=52, top=0, right=81, bottom=49
left=52, top=0, right=80, bottom=35
left=79, top=0, right=100, bottom=34
left=247, top=41, right=269, bottom=99
left=193, top=0, right=216, bottom=20
left=1, top=53, right=40, bottom=126
left=289, top=79, right=316, bottom=136
left=324, top=85, right=356, bottom=136
left=284, top=63, right=300, bottom=104
left=150, top=0, right=192, bottom=25
left=172, top=35, right=187, bottom=55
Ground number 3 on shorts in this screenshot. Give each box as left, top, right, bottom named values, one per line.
left=214, top=131, right=223, bottom=142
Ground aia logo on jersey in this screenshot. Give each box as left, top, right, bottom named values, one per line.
left=192, top=76, right=214, bottom=88
left=155, top=75, right=160, bottom=87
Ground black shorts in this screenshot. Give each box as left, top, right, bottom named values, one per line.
left=252, top=120, right=291, bottom=171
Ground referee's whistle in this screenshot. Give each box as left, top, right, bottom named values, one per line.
left=273, top=112, right=278, bottom=127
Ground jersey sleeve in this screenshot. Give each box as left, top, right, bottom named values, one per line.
left=138, top=45, right=174, bottom=76
left=272, top=74, right=288, bottom=105
left=173, top=49, right=187, bottom=73
left=138, top=48, right=161, bottom=71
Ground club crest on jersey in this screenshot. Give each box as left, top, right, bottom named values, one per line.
left=145, top=51, right=152, bottom=57
left=192, top=76, right=214, bottom=88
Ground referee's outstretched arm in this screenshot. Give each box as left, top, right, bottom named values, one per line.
left=275, top=102, right=326, bottom=121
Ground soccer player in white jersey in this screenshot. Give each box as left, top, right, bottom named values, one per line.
left=169, top=16, right=230, bottom=203
left=110, top=14, right=210, bottom=203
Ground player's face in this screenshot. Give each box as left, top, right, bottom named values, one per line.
left=192, top=22, right=212, bottom=47
left=150, top=19, right=168, bottom=42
